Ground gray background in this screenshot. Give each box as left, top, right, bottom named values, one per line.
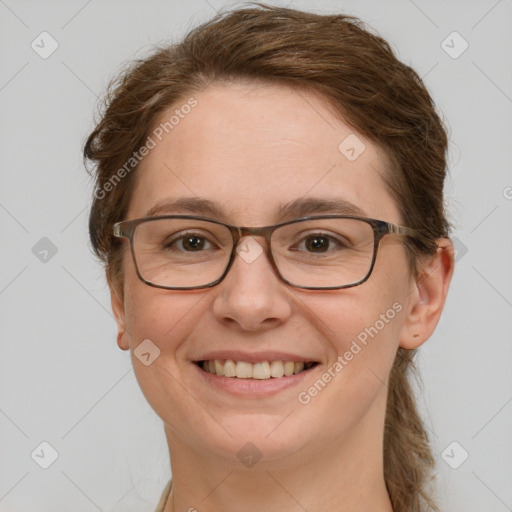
left=0, top=0, right=511, bottom=510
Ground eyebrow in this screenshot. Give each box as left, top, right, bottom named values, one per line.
left=143, top=196, right=367, bottom=222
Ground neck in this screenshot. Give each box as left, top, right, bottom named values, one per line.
left=164, top=461, right=393, bottom=512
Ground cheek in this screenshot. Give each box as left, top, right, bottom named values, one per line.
left=124, top=285, right=206, bottom=354
left=294, top=293, right=405, bottom=440
left=122, top=286, right=210, bottom=422
left=301, top=268, right=408, bottom=388
left=121, top=247, right=202, bottom=348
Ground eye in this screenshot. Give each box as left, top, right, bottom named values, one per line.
left=164, top=231, right=216, bottom=252
left=295, top=232, right=347, bottom=253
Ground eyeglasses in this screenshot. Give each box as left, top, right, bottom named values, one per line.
left=113, top=214, right=421, bottom=290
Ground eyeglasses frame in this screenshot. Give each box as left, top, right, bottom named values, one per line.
left=113, top=214, right=422, bottom=291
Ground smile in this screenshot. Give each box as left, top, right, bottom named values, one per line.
left=195, top=359, right=318, bottom=380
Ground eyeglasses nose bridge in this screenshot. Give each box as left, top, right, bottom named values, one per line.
left=227, top=225, right=279, bottom=276
left=234, top=225, right=274, bottom=248
left=238, top=225, right=272, bottom=237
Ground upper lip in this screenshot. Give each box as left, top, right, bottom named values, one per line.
left=193, top=350, right=319, bottom=364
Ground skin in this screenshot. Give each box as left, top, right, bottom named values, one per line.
left=109, top=81, right=454, bottom=512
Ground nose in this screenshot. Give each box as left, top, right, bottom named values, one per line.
left=211, top=236, right=293, bottom=331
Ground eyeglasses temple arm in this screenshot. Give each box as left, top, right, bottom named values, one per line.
left=113, top=223, right=123, bottom=237
left=387, top=223, right=421, bottom=238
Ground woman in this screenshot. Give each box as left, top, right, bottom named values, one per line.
left=84, top=3, right=454, bottom=511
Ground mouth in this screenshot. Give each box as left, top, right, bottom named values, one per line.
left=194, top=359, right=320, bottom=380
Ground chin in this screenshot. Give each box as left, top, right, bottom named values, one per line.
left=197, top=412, right=315, bottom=467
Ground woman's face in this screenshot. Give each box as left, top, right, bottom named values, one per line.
left=112, top=82, right=426, bottom=468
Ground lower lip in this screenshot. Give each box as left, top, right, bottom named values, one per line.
left=193, top=362, right=319, bottom=397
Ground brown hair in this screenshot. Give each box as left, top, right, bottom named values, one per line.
left=84, top=3, right=449, bottom=510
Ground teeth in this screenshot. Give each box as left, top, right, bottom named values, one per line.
left=199, top=359, right=315, bottom=379
left=224, top=359, right=236, bottom=377
left=270, top=360, right=284, bottom=378
left=283, top=361, right=295, bottom=376
left=214, top=359, right=225, bottom=376
left=294, top=361, right=304, bottom=374
left=235, top=361, right=253, bottom=379
left=253, top=362, right=271, bottom=379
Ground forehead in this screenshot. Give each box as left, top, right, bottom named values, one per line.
left=127, top=82, right=400, bottom=224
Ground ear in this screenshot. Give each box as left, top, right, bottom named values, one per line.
left=399, top=238, right=455, bottom=349
left=108, top=275, right=129, bottom=351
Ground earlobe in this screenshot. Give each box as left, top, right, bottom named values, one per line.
left=108, top=278, right=129, bottom=351
left=399, top=238, right=455, bottom=349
